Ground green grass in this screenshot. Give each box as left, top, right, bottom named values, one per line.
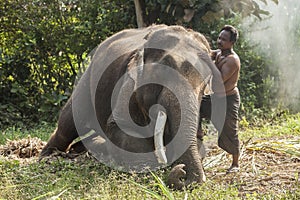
left=240, top=112, right=300, bottom=140
left=1, top=113, right=300, bottom=199
left=0, top=160, right=243, bottom=200
left=0, top=121, right=54, bottom=145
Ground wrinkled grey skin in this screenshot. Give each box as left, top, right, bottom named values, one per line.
left=40, top=24, right=216, bottom=189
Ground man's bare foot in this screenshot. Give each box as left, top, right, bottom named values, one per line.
left=197, top=129, right=205, bottom=140
left=226, top=154, right=240, bottom=173
left=226, top=165, right=240, bottom=173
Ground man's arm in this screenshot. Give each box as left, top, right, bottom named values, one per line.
left=219, top=56, right=240, bottom=82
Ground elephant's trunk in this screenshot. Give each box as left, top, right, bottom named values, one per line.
left=182, top=115, right=206, bottom=186
left=161, top=85, right=205, bottom=189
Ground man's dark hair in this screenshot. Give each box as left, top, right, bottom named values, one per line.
left=221, top=25, right=239, bottom=43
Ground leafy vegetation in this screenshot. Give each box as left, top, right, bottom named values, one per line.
left=135, top=0, right=279, bottom=26
left=0, top=0, right=284, bottom=128
left=0, top=0, right=136, bottom=127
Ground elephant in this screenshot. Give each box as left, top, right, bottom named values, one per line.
left=40, top=24, right=224, bottom=189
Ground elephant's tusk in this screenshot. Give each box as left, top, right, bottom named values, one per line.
left=154, top=110, right=167, bottom=164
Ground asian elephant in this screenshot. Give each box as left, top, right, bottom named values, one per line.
left=40, top=24, right=223, bottom=189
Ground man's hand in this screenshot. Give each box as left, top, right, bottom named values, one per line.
left=197, top=50, right=212, bottom=63
left=210, top=49, right=220, bottom=60
left=198, top=50, right=225, bottom=96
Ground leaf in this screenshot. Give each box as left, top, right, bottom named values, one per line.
left=247, top=139, right=300, bottom=158
left=257, top=0, right=268, bottom=5
left=257, top=9, right=270, bottom=15
left=150, top=171, right=175, bottom=200
left=125, top=178, right=162, bottom=199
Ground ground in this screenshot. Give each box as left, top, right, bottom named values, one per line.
left=204, top=134, right=299, bottom=197
left=0, top=132, right=299, bottom=199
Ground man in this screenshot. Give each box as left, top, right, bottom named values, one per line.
left=198, top=25, right=241, bottom=173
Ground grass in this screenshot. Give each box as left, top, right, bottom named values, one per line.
left=239, top=112, right=300, bottom=138
left=0, top=160, right=243, bottom=200
left=0, top=113, right=300, bottom=199
left=0, top=121, right=54, bottom=144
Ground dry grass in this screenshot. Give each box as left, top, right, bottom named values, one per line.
left=203, top=136, right=300, bottom=198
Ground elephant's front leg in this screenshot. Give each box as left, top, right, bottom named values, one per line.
left=158, top=88, right=205, bottom=189
left=40, top=100, right=79, bottom=157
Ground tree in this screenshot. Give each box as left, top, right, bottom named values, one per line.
left=0, top=0, right=281, bottom=127
left=0, top=0, right=136, bottom=127
left=133, top=0, right=279, bottom=27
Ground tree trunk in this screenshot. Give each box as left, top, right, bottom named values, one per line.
left=134, top=0, right=145, bottom=28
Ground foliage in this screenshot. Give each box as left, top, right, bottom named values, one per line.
left=127, top=171, right=175, bottom=200
left=1, top=0, right=283, bottom=128
left=246, top=0, right=300, bottom=113
left=0, top=0, right=136, bottom=128
left=136, top=0, right=279, bottom=26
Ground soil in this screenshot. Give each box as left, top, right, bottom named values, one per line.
left=203, top=135, right=300, bottom=197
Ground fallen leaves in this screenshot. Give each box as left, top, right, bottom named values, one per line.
left=0, top=137, right=46, bottom=158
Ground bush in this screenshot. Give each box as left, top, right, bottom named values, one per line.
left=0, top=1, right=280, bottom=128
left=0, top=0, right=135, bottom=128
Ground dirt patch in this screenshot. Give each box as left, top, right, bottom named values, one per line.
left=204, top=136, right=300, bottom=197
left=0, top=136, right=299, bottom=197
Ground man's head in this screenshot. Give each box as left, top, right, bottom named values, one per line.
left=217, top=25, right=239, bottom=50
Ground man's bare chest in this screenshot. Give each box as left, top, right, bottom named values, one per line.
left=215, top=55, right=228, bottom=70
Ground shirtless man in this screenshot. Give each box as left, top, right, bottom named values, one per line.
left=198, top=25, right=241, bottom=173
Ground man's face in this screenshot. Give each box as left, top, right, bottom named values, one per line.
left=217, top=30, right=233, bottom=50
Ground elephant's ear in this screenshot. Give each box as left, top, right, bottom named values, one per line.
left=127, top=48, right=144, bottom=91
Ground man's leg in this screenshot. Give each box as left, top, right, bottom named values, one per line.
left=218, top=117, right=240, bottom=172
left=218, top=94, right=240, bottom=173
left=197, top=95, right=212, bottom=140
left=232, top=154, right=239, bottom=167
left=209, top=93, right=240, bottom=172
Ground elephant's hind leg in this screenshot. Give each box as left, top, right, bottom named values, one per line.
left=40, top=101, right=79, bottom=157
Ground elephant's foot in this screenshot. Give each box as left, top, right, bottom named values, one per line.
left=39, top=146, right=57, bottom=158
left=39, top=142, right=71, bottom=161
left=39, top=133, right=102, bottom=160
left=40, top=143, right=68, bottom=159
left=185, top=166, right=206, bottom=187
left=40, top=139, right=85, bottom=159
left=167, top=164, right=186, bottom=190
left=40, top=137, right=67, bottom=158
left=39, top=126, right=78, bottom=158
left=167, top=163, right=206, bottom=190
